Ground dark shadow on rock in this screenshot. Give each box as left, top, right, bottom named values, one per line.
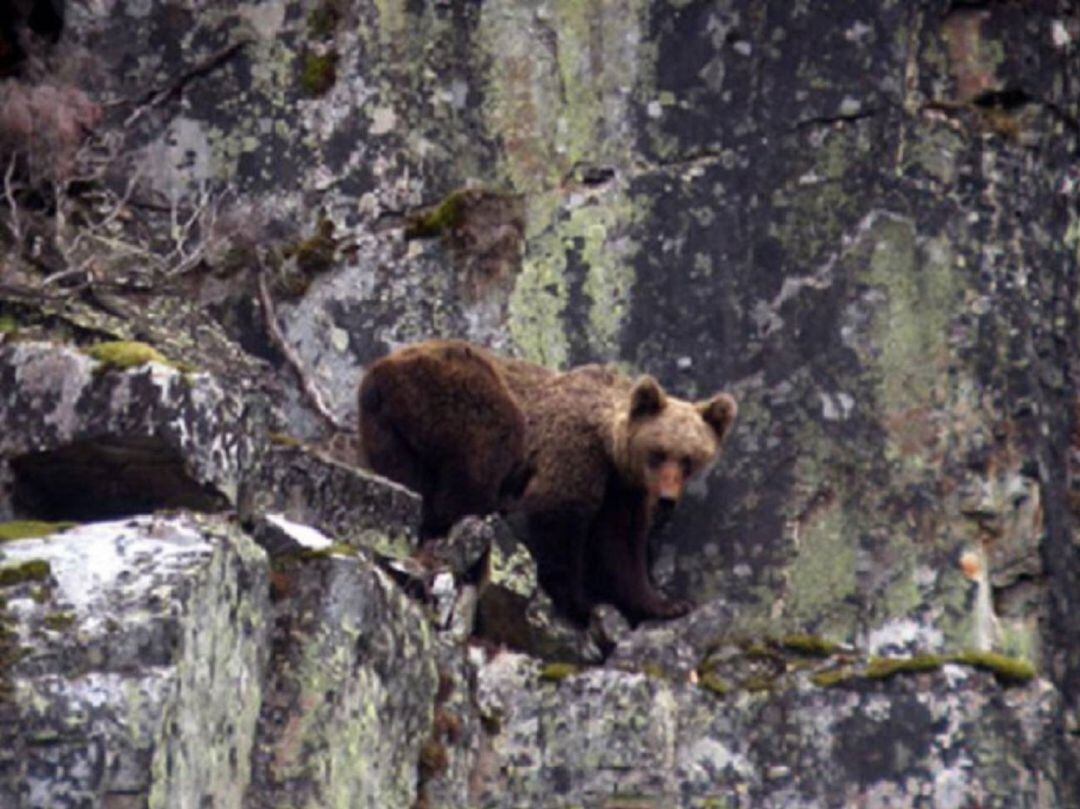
left=10, top=437, right=228, bottom=521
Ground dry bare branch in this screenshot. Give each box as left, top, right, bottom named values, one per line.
left=40, top=266, right=89, bottom=287
left=256, top=267, right=347, bottom=434
left=123, top=40, right=251, bottom=129
left=3, top=153, right=20, bottom=244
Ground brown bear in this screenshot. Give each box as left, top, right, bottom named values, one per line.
left=358, top=340, right=736, bottom=624
left=358, top=340, right=528, bottom=538
left=501, top=362, right=737, bottom=624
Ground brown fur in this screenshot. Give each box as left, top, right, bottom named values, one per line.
left=358, top=340, right=527, bottom=537
left=358, top=340, right=736, bottom=623
left=496, top=360, right=737, bottom=623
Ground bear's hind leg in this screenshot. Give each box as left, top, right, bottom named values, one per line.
left=359, top=378, right=428, bottom=497
left=422, top=458, right=500, bottom=537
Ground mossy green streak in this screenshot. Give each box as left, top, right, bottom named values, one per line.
left=0, top=521, right=76, bottom=542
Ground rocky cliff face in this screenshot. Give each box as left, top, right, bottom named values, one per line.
left=1, top=1, right=1078, bottom=807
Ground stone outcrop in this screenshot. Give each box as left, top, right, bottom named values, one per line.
left=0, top=515, right=269, bottom=807
left=241, top=442, right=422, bottom=560
left=0, top=339, right=1072, bottom=807
left=247, top=542, right=436, bottom=809
left=471, top=652, right=1064, bottom=808
left=1, top=0, right=1078, bottom=806
left=0, top=341, right=260, bottom=521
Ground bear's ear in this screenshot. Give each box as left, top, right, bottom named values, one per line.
left=629, top=375, right=666, bottom=421
left=698, top=393, right=737, bottom=443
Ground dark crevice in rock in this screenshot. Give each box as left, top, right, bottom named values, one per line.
left=792, top=108, right=883, bottom=131
left=565, top=163, right=617, bottom=187
left=968, top=85, right=1080, bottom=141
left=10, top=437, right=228, bottom=522
left=971, top=86, right=1031, bottom=111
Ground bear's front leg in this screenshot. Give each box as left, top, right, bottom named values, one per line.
left=590, top=486, right=693, bottom=623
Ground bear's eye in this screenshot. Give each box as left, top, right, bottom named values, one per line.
left=647, top=450, right=666, bottom=469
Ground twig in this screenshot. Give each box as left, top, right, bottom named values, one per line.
left=0, top=282, right=76, bottom=302
left=3, top=154, right=21, bottom=244
left=82, top=231, right=160, bottom=260
left=93, top=168, right=142, bottom=235
left=40, top=267, right=89, bottom=287
left=256, top=268, right=348, bottom=434
left=163, top=184, right=232, bottom=277
left=124, top=40, right=251, bottom=128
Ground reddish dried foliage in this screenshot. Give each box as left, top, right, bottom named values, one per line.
left=0, top=79, right=101, bottom=179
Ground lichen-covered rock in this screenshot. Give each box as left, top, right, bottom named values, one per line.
left=42, top=0, right=1079, bottom=733
left=0, top=341, right=261, bottom=520
left=0, top=514, right=269, bottom=807
left=431, top=515, right=502, bottom=576
left=3, top=0, right=1079, bottom=804
left=473, top=518, right=603, bottom=664
left=469, top=650, right=1066, bottom=808
left=473, top=653, right=680, bottom=807
left=240, top=443, right=421, bottom=559
left=413, top=640, right=485, bottom=809
left=607, top=598, right=744, bottom=680
left=247, top=544, right=436, bottom=809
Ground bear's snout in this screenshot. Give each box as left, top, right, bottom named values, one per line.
left=651, top=460, right=685, bottom=505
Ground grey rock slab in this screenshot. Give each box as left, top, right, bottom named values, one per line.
left=672, top=667, right=1065, bottom=808
left=0, top=514, right=270, bottom=808
left=469, top=652, right=1066, bottom=808
left=0, top=341, right=260, bottom=517
left=472, top=653, right=679, bottom=808
left=474, top=521, right=603, bottom=664
left=247, top=545, right=437, bottom=809
left=240, top=444, right=421, bottom=560
left=432, top=515, right=503, bottom=576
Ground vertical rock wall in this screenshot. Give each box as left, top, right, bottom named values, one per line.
left=2, top=0, right=1078, bottom=806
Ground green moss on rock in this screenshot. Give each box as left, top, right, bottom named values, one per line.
left=780, top=634, right=842, bottom=657
left=268, top=432, right=304, bottom=448
left=0, top=560, right=52, bottom=587
left=274, top=542, right=360, bottom=564
left=300, top=52, right=338, bottom=97
left=539, top=662, right=582, bottom=682
left=42, top=612, right=76, bottom=631
left=640, top=661, right=669, bottom=681
left=865, top=654, right=945, bottom=680
left=85, top=341, right=173, bottom=371
left=697, top=670, right=730, bottom=697
left=741, top=675, right=777, bottom=693
left=293, top=219, right=337, bottom=275
left=741, top=641, right=778, bottom=660
left=404, top=190, right=471, bottom=240
left=276, top=219, right=338, bottom=298
left=811, top=667, right=855, bottom=688
left=952, top=649, right=1036, bottom=683
left=0, top=521, right=76, bottom=542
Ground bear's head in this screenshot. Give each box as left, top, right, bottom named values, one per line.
left=615, top=375, right=737, bottom=515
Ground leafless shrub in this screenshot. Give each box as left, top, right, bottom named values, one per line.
left=0, top=79, right=101, bottom=184
left=0, top=78, right=241, bottom=291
